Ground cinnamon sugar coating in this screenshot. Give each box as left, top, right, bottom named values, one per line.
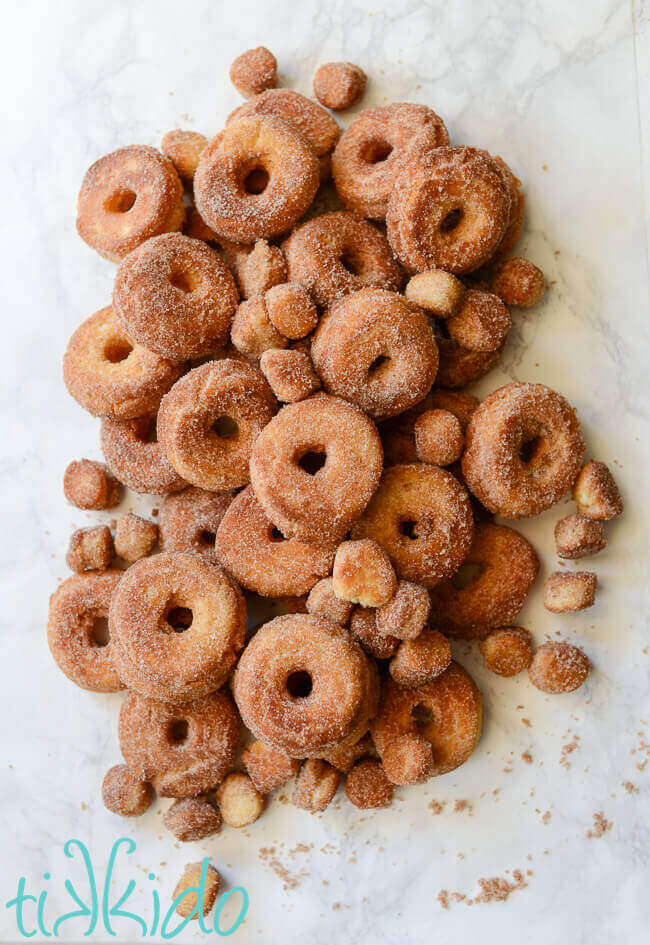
left=380, top=390, right=479, bottom=466
left=230, top=47, right=278, bottom=98
left=349, top=606, right=400, bottom=660
left=215, top=772, right=265, bottom=827
left=492, top=257, right=546, bottom=308
left=161, top=130, right=208, bottom=183
left=381, top=733, right=435, bottom=785
left=173, top=862, right=221, bottom=920
left=446, top=290, right=510, bottom=353
left=405, top=270, right=466, bottom=318
left=306, top=577, right=354, bottom=626
left=231, top=296, right=289, bottom=359
left=163, top=796, right=222, bottom=841
left=311, top=288, right=438, bottom=421
left=529, top=642, right=590, bottom=694
left=573, top=460, right=623, bottom=520
left=490, top=156, right=525, bottom=259
left=434, top=331, right=505, bottom=389
left=313, top=62, right=367, bottom=110
left=265, top=283, right=318, bottom=340
left=554, top=514, right=607, bottom=559
left=414, top=409, right=464, bottom=466
left=63, top=306, right=185, bottom=420
left=114, top=513, right=158, bottom=562
left=333, top=539, right=397, bottom=608
left=113, top=233, right=238, bottom=362
left=184, top=206, right=219, bottom=242
left=48, top=570, right=124, bottom=692
left=376, top=581, right=430, bottom=641
left=260, top=348, right=321, bottom=402
left=64, top=459, right=121, bottom=510
left=242, top=740, right=300, bottom=793
left=318, top=733, right=374, bottom=772
left=240, top=240, right=287, bottom=298
left=292, top=759, right=340, bottom=811
left=66, top=525, right=114, bottom=573
left=159, top=487, right=234, bottom=565
left=479, top=627, right=533, bottom=676
left=345, top=758, right=393, bottom=808
left=543, top=571, right=597, bottom=613
left=462, top=382, right=585, bottom=518
left=389, top=627, right=452, bottom=687
left=101, top=414, right=187, bottom=495
left=76, top=145, right=185, bottom=262
left=102, top=764, right=154, bottom=817
left=118, top=688, right=239, bottom=797
left=109, top=552, right=245, bottom=703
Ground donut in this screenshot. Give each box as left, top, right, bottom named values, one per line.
left=528, top=642, right=590, bottom=694
left=554, top=514, right=607, bottom=559
left=66, top=526, right=114, bottom=573
left=184, top=205, right=219, bottom=242
left=349, top=606, right=400, bottom=660
left=381, top=733, right=434, bottom=785
left=109, top=552, right=246, bottom=703
left=63, top=459, right=121, bottom=510
left=345, top=759, right=393, bottom=809
left=215, top=486, right=336, bottom=597
left=445, top=289, right=510, bottom=353
left=48, top=570, right=124, bottom=692
left=292, top=759, right=340, bottom=810
left=306, top=577, right=354, bottom=626
left=163, top=797, right=222, bottom=841
left=491, top=156, right=525, bottom=259
left=313, top=62, right=367, bottom=111
left=389, top=627, right=451, bottom=687
left=76, top=146, right=185, bottom=261
left=371, top=662, right=482, bottom=777
left=118, top=687, right=239, bottom=796
left=63, top=306, right=185, bottom=420
left=376, top=581, right=430, bottom=641
left=311, top=288, right=438, bottom=420
left=215, top=772, right=265, bottom=826
left=351, top=463, right=474, bottom=588
left=113, top=233, right=239, bottom=361
left=573, top=460, right=623, bottom=520
left=380, top=390, right=479, bottom=466
left=434, top=329, right=504, bottom=389
left=332, top=539, right=397, bottom=608
left=249, top=393, right=383, bottom=543
left=194, top=116, right=320, bottom=243
left=260, top=348, right=321, bottom=403
left=543, top=570, right=597, bottom=613
left=492, top=257, right=546, bottom=308
left=231, top=296, right=289, bottom=359
left=174, top=864, right=221, bottom=920
left=230, top=47, right=278, bottom=98
left=413, top=409, right=464, bottom=466
left=318, top=733, right=374, bottom=772
left=101, top=414, right=187, bottom=495
left=242, top=741, right=300, bottom=794
left=462, top=382, right=586, bottom=518
left=160, top=130, right=208, bottom=183
left=332, top=104, right=449, bottom=219
left=157, top=359, right=277, bottom=492
left=283, top=212, right=403, bottom=308
left=386, top=146, right=512, bottom=274
left=232, top=613, right=379, bottom=757
left=479, top=627, right=533, bottom=677
left=239, top=240, right=287, bottom=298
left=159, top=487, right=235, bottom=565
left=265, top=283, right=318, bottom=339
left=114, top=513, right=158, bottom=562
left=405, top=270, right=466, bottom=318
left=101, top=764, right=154, bottom=817
left=428, top=523, right=539, bottom=638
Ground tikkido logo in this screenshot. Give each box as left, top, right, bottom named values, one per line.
left=5, top=838, right=249, bottom=939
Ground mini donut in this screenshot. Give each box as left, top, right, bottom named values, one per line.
left=479, top=627, right=533, bottom=677
left=242, top=741, right=300, bottom=794
left=249, top=393, right=383, bottom=543
left=159, top=487, right=235, bottom=565
left=306, top=577, right=354, bottom=626
left=445, top=290, right=510, bottom=353
left=332, top=539, right=397, bottom=608
left=345, top=758, right=393, bottom=809
left=491, top=157, right=525, bottom=260
left=292, top=759, right=340, bottom=811
left=349, top=606, right=400, bottom=660
left=376, top=581, right=430, bottom=641
left=554, top=514, right=607, bottom=559
left=492, top=257, right=545, bottom=308
left=174, top=863, right=221, bottom=920
left=528, top=642, right=590, bottom=694
left=184, top=206, right=219, bottom=242
left=102, top=764, right=154, bottom=817
left=543, top=571, right=597, bottom=613
left=230, top=47, right=278, bottom=98
left=318, top=733, right=374, bottom=772
left=66, top=526, right=114, bottom=573
left=215, top=486, right=336, bottom=597
left=434, top=331, right=504, bottom=389
left=114, top=513, right=158, bottom=562
left=48, top=570, right=124, bottom=692
left=380, top=390, right=479, bottom=466
left=381, top=733, right=434, bottom=785
left=157, top=359, right=277, bottom=492
left=283, top=212, right=403, bottom=309
left=194, top=116, right=320, bottom=243
left=413, top=409, right=464, bottom=466
left=163, top=797, right=222, bottom=841
left=389, top=627, right=452, bottom=688
left=371, top=661, right=482, bottom=777
left=63, top=306, right=185, bottom=420
left=231, top=296, right=289, bottom=359
left=462, top=382, right=585, bottom=518
left=260, top=348, right=321, bottom=403
left=76, top=145, right=185, bottom=261
left=101, top=414, right=187, bottom=495
left=311, top=288, right=438, bottom=421
left=161, top=130, right=208, bottom=183
left=118, top=687, right=239, bottom=797
left=351, top=463, right=474, bottom=588
left=109, top=552, right=246, bottom=703
left=386, top=146, right=512, bottom=274
left=232, top=613, right=379, bottom=757
left=265, top=283, right=318, bottom=340
left=332, top=104, right=449, bottom=219
left=240, top=240, right=287, bottom=298
left=313, top=62, right=367, bottom=111
left=573, top=460, right=623, bottom=520
left=428, top=523, right=539, bottom=639
left=113, top=233, right=238, bottom=361
left=215, top=772, right=265, bottom=827
left=63, top=459, right=121, bottom=510
left=405, top=270, right=466, bottom=318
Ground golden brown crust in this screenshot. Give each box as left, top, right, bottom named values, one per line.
left=215, top=772, right=265, bottom=826
left=434, top=333, right=504, bottom=389
left=260, top=348, right=321, bottom=403
left=102, top=764, right=154, bottom=817
left=332, top=539, right=397, bottom=608
left=163, top=796, right=222, bottom=841
left=376, top=581, right=430, bottom=641
left=231, top=296, right=289, bottom=359
left=240, top=240, right=287, bottom=298
left=446, top=290, right=510, bottom=353
left=114, top=513, right=158, bottom=562
left=242, top=740, right=300, bottom=793
left=306, top=577, right=354, bottom=626
left=413, top=409, right=464, bottom=466
left=528, top=642, right=590, bottom=694
left=492, top=257, right=545, bottom=308
left=292, top=759, right=340, bottom=810
left=161, top=130, right=208, bottom=183
left=554, top=514, right=607, bottom=559
left=380, top=390, right=479, bottom=466
left=479, top=627, right=533, bottom=676
left=349, top=606, right=400, bottom=660
left=265, top=283, right=318, bottom=339
left=543, top=571, right=597, bottom=613
left=63, top=459, right=121, bottom=510
left=173, top=863, right=221, bottom=920
left=389, top=627, right=452, bottom=687
left=66, top=526, right=114, bottom=573
left=230, top=47, right=278, bottom=98
left=227, top=89, right=340, bottom=159
left=381, top=733, right=434, bottom=785
left=345, top=758, right=393, bottom=808
left=405, top=270, right=466, bottom=318
left=101, top=414, right=187, bottom=495
left=159, top=487, right=235, bottom=565
left=573, top=460, right=623, bottom=520
left=313, top=62, right=367, bottom=111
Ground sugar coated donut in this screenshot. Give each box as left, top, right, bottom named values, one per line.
left=283, top=211, right=403, bottom=308
left=434, top=331, right=504, bottom=389
left=159, top=487, right=234, bottom=565
left=292, top=759, right=340, bottom=810
left=231, top=296, right=289, bottom=359
left=194, top=116, right=320, bottom=243
left=543, top=570, right=597, bottom=613
left=462, top=382, right=585, bottom=518
left=311, top=288, right=438, bottom=420
left=66, top=525, right=114, bottom=573
left=102, top=764, right=154, bottom=817
left=386, top=146, right=512, bottom=273
left=161, top=130, right=208, bottom=183
left=573, top=460, right=623, bottom=520
left=215, top=486, right=336, bottom=597
left=313, top=62, right=367, bottom=111
left=109, top=552, right=246, bottom=703
left=77, top=146, right=185, bottom=261
left=380, top=390, right=479, bottom=466
left=174, top=863, right=221, bottom=919
left=479, top=627, right=533, bottom=676
left=119, top=688, right=239, bottom=796
left=64, top=459, right=121, bottom=510
left=242, top=740, right=300, bottom=794
left=114, top=513, right=158, bottom=562
left=428, top=523, right=539, bottom=638
left=491, top=157, right=525, bottom=259
left=381, top=732, right=435, bottom=785
left=113, top=233, right=238, bottom=361
left=232, top=614, right=379, bottom=757
left=371, top=662, right=482, bottom=778
left=101, top=414, right=187, bottom=495
left=48, top=570, right=124, bottom=692
left=492, top=257, right=545, bottom=308
left=349, top=606, right=400, bottom=660
left=345, top=758, right=393, bottom=809
left=163, top=797, right=222, bottom=841
left=332, top=104, right=449, bottom=219
left=260, top=348, right=321, bottom=403
left=63, top=306, right=184, bottom=420
left=351, top=463, right=474, bottom=588
left=445, top=290, right=510, bottom=353
left=389, top=627, right=452, bottom=687
left=250, top=393, right=383, bottom=543
left=528, top=642, right=590, bottom=694
left=230, top=47, right=278, bottom=98
left=158, top=359, right=277, bottom=492
left=554, top=514, right=607, bottom=559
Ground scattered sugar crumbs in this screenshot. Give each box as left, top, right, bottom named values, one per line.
left=258, top=843, right=312, bottom=891
left=621, top=781, right=639, bottom=794
left=429, top=799, right=446, bottom=815
left=453, top=800, right=473, bottom=815
left=630, top=731, right=650, bottom=771
left=586, top=812, right=612, bottom=839
left=560, top=734, right=580, bottom=769
left=437, top=869, right=530, bottom=909
left=521, top=751, right=533, bottom=765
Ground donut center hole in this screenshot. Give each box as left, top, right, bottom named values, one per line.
left=212, top=415, right=239, bottom=439
left=105, top=189, right=137, bottom=213
left=519, top=435, right=542, bottom=464
left=363, top=140, right=393, bottom=164
left=104, top=339, right=133, bottom=363
left=200, top=530, right=217, bottom=547
left=399, top=519, right=419, bottom=540
left=244, top=166, right=270, bottom=195
left=441, top=208, right=463, bottom=233
left=286, top=670, right=313, bottom=698
left=170, top=271, right=195, bottom=294
left=297, top=449, right=327, bottom=475
left=411, top=703, right=434, bottom=728
left=268, top=525, right=284, bottom=543
left=91, top=617, right=110, bottom=647
left=451, top=562, right=484, bottom=590
left=169, top=719, right=189, bottom=743
left=369, top=354, right=390, bottom=376
left=144, top=419, right=158, bottom=443
left=340, top=249, right=361, bottom=276
left=165, top=606, right=193, bottom=633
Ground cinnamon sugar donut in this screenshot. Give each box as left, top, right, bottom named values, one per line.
left=434, top=328, right=505, bottom=390
left=491, top=157, right=525, bottom=260
left=157, top=359, right=277, bottom=492
left=311, top=288, right=438, bottom=420
left=194, top=116, right=320, bottom=243
left=233, top=614, right=379, bottom=757
left=446, top=289, right=510, bottom=353
left=371, top=662, right=482, bottom=777
left=386, top=146, right=512, bottom=274
left=230, top=47, right=278, bottom=98
left=48, top=570, right=124, bottom=692
left=215, top=486, right=336, bottom=597
left=109, top=552, right=245, bottom=703
left=159, top=487, right=235, bottom=565
left=161, top=130, right=208, bottom=183
left=380, top=390, right=479, bottom=466
left=428, top=523, right=539, bottom=639
left=63, top=306, right=184, bottom=420
left=462, top=382, right=585, bottom=518
left=313, top=62, right=367, bottom=111
left=119, top=688, right=239, bottom=797
left=249, top=393, right=383, bottom=543
left=351, top=463, right=474, bottom=588
left=76, top=146, right=185, bottom=261
left=283, top=212, right=403, bottom=308
left=101, top=414, right=186, bottom=495
left=113, top=233, right=238, bottom=361
left=332, top=104, right=449, bottom=219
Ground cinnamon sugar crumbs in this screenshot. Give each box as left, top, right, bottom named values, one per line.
left=560, top=735, right=580, bottom=769
left=259, top=845, right=309, bottom=891
left=453, top=799, right=473, bottom=814
left=586, top=812, right=612, bottom=838
left=521, top=751, right=533, bottom=764
left=521, top=718, right=532, bottom=728
left=541, top=810, right=551, bottom=824
left=437, top=869, right=529, bottom=908
left=621, top=781, right=638, bottom=794
left=429, top=800, right=446, bottom=815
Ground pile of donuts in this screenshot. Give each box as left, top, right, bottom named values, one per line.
left=50, top=46, right=624, bottom=876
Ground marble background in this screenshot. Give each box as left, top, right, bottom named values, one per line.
left=1, top=0, right=649, bottom=942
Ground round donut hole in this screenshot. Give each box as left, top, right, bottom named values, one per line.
left=519, top=434, right=542, bottom=464
left=169, top=270, right=195, bottom=294
left=368, top=354, right=391, bottom=377
left=440, top=208, right=463, bottom=233
left=411, top=703, right=434, bottom=728
left=212, top=415, right=239, bottom=439
left=104, top=189, right=137, bottom=213
left=363, top=140, right=393, bottom=165
left=169, top=719, right=189, bottom=743
left=268, top=525, right=284, bottom=543
left=450, top=561, right=484, bottom=590
left=165, top=605, right=194, bottom=633
left=103, top=339, right=133, bottom=364
left=286, top=670, right=313, bottom=699
left=399, top=519, right=419, bottom=540
left=340, top=248, right=362, bottom=276
left=297, top=449, right=327, bottom=475
left=91, top=616, right=110, bottom=648
left=200, top=529, right=217, bottom=547
left=244, top=166, right=270, bottom=195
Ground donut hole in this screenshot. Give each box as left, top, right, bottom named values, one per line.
left=368, top=354, right=391, bottom=377
left=340, top=248, right=362, bottom=276
left=451, top=562, right=484, bottom=590
left=104, top=189, right=137, bottom=213
left=399, top=519, right=420, bottom=540
left=169, top=719, right=189, bottom=743
left=296, top=449, right=327, bottom=475
left=411, top=703, right=434, bottom=728
left=286, top=670, right=313, bottom=699
left=440, top=208, right=463, bottom=233
left=362, top=140, right=393, bottom=165
left=103, top=339, right=133, bottom=364
left=200, top=529, right=217, bottom=547
left=169, top=271, right=196, bottom=294
left=165, top=605, right=194, bottom=633
left=268, top=525, right=285, bottom=543
left=519, top=434, right=543, bottom=464
left=243, top=166, right=270, bottom=195
left=91, top=616, right=110, bottom=647
left=211, top=415, right=239, bottom=439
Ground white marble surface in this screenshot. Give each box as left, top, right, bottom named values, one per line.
left=1, top=0, right=649, bottom=942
